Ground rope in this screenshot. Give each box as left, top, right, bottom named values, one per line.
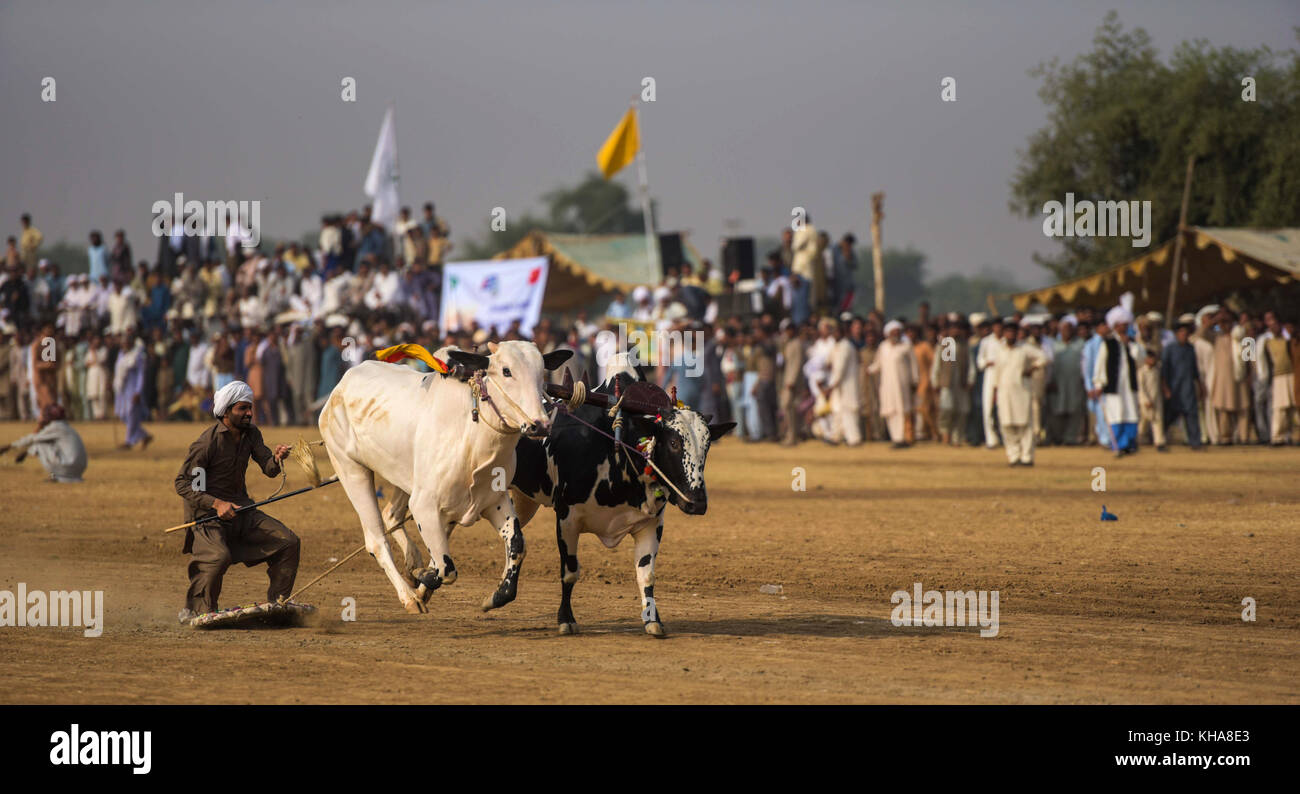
left=567, top=381, right=587, bottom=412
left=270, top=438, right=328, bottom=496
left=266, top=469, right=288, bottom=500
left=606, top=391, right=624, bottom=419
left=482, top=373, right=535, bottom=431
left=471, top=376, right=520, bottom=436
left=287, top=509, right=412, bottom=602
left=551, top=403, right=695, bottom=505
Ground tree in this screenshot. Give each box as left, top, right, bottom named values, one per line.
left=35, top=240, right=94, bottom=275
left=458, top=172, right=650, bottom=260
left=1010, top=11, right=1299, bottom=281
left=922, top=268, right=1024, bottom=318
left=854, top=246, right=927, bottom=318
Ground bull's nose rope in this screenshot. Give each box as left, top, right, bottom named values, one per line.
left=473, top=373, right=543, bottom=436
left=471, top=376, right=518, bottom=436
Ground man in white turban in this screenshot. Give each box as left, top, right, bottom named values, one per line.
left=213, top=380, right=255, bottom=418
left=992, top=320, right=1048, bottom=465
left=869, top=320, right=918, bottom=447
left=173, top=379, right=299, bottom=624
left=825, top=319, right=862, bottom=445
left=1093, top=305, right=1143, bottom=456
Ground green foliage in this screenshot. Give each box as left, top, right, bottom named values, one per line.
left=1010, top=11, right=1299, bottom=280
left=852, top=246, right=1019, bottom=319
left=921, top=268, right=1024, bottom=318
left=34, top=240, right=91, bottom=275
left=457, top=172, right=650, bottom=261
left=457, top=210, right=550, bottom=261
left=854, top=246, right=927, bottom=318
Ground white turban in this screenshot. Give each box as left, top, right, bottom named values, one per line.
left=883, top=320, right=903, bottom=335
left=1105, top=305, right=1133, bottom=328
left=1060, top=314, right=1078, bottom=327
left=213, top=380, right=254, bottom=418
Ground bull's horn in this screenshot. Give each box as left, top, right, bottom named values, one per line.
left=487, top=341, right=499, bottom=354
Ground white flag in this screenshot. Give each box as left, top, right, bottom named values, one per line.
left=364, top=107, right=400, bottom=232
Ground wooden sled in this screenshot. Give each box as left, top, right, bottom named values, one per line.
left=188, top=600, right=318, bottom=630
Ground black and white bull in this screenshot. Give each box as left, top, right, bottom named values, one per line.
left=511, top=372, right=735, bottom=637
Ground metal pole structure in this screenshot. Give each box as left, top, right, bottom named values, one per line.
left=635, top=102, right=658, bottom=277
left=870, top=192, right=885, bottom=313
left=1164, top=156, right=1195, bottom=328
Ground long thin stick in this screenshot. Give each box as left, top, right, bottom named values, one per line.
left=871, top=192, right=885, bottom=313
left=635, top=101, right=657, bottom=278
left=287, top=510, right=410, bottom=602
left=162, top=477, right=339, bottom=534
left=1164, top=155, right=1195, bottom=328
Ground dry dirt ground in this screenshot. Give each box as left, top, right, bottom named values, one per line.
left=1, top=420, right=1296, bottom=704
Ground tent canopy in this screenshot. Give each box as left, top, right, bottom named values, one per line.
left=497, top=230, right=700, bottom=311
left=1010, top=227, right=1300, bottom=314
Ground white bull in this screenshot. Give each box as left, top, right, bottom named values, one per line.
left=318, top=341, right=571, bottom=614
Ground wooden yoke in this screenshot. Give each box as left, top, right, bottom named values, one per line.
left=545, top=369, right=674, bottom=416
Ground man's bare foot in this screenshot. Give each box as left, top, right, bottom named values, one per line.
left=141, top=433, right=154, bottom=450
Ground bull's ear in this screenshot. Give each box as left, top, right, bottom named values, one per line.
left=707, top=422, right=737, bottom=441
left=447, top=350, right=490, bottom=372
left=542, top=349, right=574, bottom=371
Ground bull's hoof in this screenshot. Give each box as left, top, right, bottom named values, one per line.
left=414, top=569, right=442, bottom=601
left=403, top=598, right=428, bottom=615
left=480, top=589, right=516, bottom=612
left=644, top=621, right=667, bottom=638
left=558, top=622, right=579, bottom=635
left=442, top=568, right=457, bottom=586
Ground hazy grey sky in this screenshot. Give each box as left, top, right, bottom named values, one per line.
left=2, top=0, right=1294, bottom=289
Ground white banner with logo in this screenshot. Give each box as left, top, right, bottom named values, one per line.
left=439, top=257, right=549, bottom=336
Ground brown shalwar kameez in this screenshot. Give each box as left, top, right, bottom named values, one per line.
left=173, top=422, right=299, bottom=613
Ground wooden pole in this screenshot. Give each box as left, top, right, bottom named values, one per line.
left=162, top=478, right=340, bottom=534
left=635, top=103, right=658, bottom=278
left=870, top=192, right=885, bottom=313
left=1164, top=156, right=1195, bottom=328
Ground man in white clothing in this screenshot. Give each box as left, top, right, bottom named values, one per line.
left=1093, top=304, right=1143, bottom=457
left=826, top=321, right=862, bottom=445
left=869, top=320, right=918, bottom=448
left=992, top=321, right=1048, bottom=465
left=803, top=319, right=836, bottom=441
left=976, top=319, right=1006, bottom=448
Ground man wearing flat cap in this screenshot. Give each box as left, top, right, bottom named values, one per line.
left=173, top=380, right=299, bottom=623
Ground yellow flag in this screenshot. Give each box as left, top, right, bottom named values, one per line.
left=596, top=107, right=640, bottom=179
